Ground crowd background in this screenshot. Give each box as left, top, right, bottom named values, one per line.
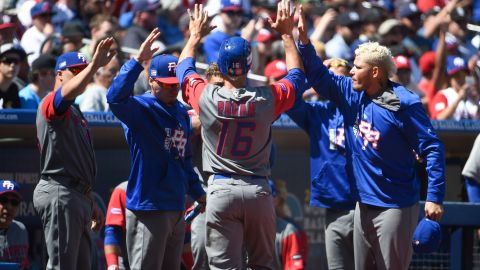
left=0, top=0, right=479, bottom=269
left=0, top=0, right=479, bottom=120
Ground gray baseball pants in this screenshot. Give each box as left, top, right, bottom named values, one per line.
left=354, top=202, right=419, bottom=270
left=191, top=211, right=210, bottom=270
left=325, top=208, right=354, bottom=270
left=205, top=175, right=276, bottom=270
left=125, top=209, right=184, bottom=270
left=33, top=179, right=93, bottom=270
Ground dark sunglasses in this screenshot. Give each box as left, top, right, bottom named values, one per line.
left=0, top=57, right=20, bottom=65
left=68, top=65, right=87, bottom=76
left=224, top=10, right=243, bottom=16
left=0, top=196, right=20, bottom=207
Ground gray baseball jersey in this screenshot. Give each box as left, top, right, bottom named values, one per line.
left=36, top=91, right=96, bottom=186
left=199, top=84, right=276, bottom=176
left=0, top=220, right=29, bottom=269
left=182, top=74, right=297, bottom=177
left=462, top=134, right=480, bottom=181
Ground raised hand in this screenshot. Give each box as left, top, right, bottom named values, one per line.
left=268, top=0, right=296, bottom=36
left=136, top=28, right=161, bottom=63
left=91, top=37, right=116, bottom=69
left=297, top=5, right=308, bottom=44
left=188, top=4, right=216, bottom=39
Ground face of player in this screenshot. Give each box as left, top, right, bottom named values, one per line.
left=57, top=65, right=87, bottom=85
left=350, top=56, right=375, bottom=91
left=0, top=194, right=20, bottom=229
left=149, top=79, right=180, bottom=106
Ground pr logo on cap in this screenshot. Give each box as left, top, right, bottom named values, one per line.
left=2, top=180, right=14, bottom=190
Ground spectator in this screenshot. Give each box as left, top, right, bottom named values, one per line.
left=0, top=179, right=29, bottom=269
left=52, top=0, right=78, bottom=33
left=42, top=22, right=86, bottom=57
left=448, top=7, right=477, bottom=59
left=325, top=10, right=361, bottom=62
left=0, top=43, right=24, bottom=109
left=122, top=0, right=164, bottom=57
left=398, top=3, right=431, bottom=58
left=391, top=55, right=425, bottom=102
left=104, top=181, right=130, bottom=270
left=0, top=16, right=17, bottom=44
left=79, top=55, right=120, bottom=112
left=20, top=2, right=55, bottom=65
left=107, top=30, right=206, bottom=269
left=203, top=0, right=244, bottom=64
left=265, top=59, right=288, bottom=84
left=430, top=56, right=479, bottom=120
left=18, top=54, right=56, bottom=109
left=34, top=40, right=115, bottom=270
left=80, top=15, right=118, bottom=61
left=350, top=6, right=383, bottom=53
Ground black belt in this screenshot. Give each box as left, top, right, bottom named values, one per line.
left=213, top=173, right=268, bottom=180
left=43, top=175, right=92, bottom=195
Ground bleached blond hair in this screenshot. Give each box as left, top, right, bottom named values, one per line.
left=354, top=42, right=397, bottom=78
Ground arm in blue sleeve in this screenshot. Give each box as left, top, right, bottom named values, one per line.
left=297, top=42, right=353, bottom=108
left=283, top=68, right=307, bottom=93
left=53, top=88, right=75, bottom=115
left=106, top=58, right=144, bottom=124
left=104, top=225, right=123, bottom=245
left=285, top=85, right=310, bottom=132
left=176, top=57, right=198, bottom=90
left=399, top=103, right=446, bottom=204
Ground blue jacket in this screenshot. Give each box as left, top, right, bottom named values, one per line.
left=298, top=42, right=446, bottom=208
left=107, top=59, right=205, bottom=211
left=287, top=100, right=356, bottom=209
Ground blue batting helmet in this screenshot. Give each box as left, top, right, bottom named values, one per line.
left=217, top=36, right=252, bottom=77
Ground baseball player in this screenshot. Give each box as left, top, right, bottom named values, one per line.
left=176, top=2, right=305, bottom=269
left=0, top=179, right=29, bottom=269
left=34, top=39, right=115, bottom=270
left=106, top=29, right=206, bottom=270
left=286, top=58, right=356, bottom=269
left=104, top=181, right=129, bottom=270
left=297, top=8, right=446, bottom=269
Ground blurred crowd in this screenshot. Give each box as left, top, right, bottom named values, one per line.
left=0, top=0, right=479, bottom=120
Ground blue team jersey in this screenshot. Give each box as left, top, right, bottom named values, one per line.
left=107, top=59, right=205, bottom=211
left=298, top=42, right=446, bottom=208
left=287, top=100, right=356, bottom=209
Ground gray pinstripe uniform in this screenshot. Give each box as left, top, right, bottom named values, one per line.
left=199, top=84, right=278, bottom=270
left=34, top=94, right=95, bottom=270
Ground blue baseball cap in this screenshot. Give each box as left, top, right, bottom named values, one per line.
left=221, top=0, right=243, bottom=12
left=149, top=54, right=179, bottom=84
left=446, top=56, right=468, bottom=76
left=0, top=180, right=21, bottom=199
left=132, top=0, right=160, bottom=14
left=399, top=3, right=420, bottom=18
left=55, top=52, right=89, bottom=73
left=412, top=218, right=442, bottom=253
left=30, top=2, right=55, bottom=18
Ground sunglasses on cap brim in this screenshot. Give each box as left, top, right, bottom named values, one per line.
left=67, top=64, right=88, bottom=75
